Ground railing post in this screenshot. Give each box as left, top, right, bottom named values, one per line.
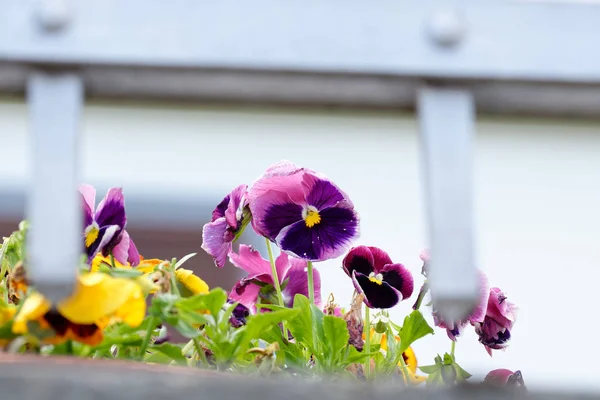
left=26, top=71, right=83, bottom=304
left=418, top=86, right=478, bottom=323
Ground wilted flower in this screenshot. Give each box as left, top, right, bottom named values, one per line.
left=474, top=287, right=517, bottom=355
left=484, top=369, right=526, bottom=392
left=247, top=160, right=359, bottom=262
left=433, top=270, right=490, bottom=341
left=13, top=272, right=145, bottom=345
left=201, top=184, right=250, bottom=268
left=343, top=292, right=365, bottom=351
left=79, top=185, right=140, bottom=266
left=342, top=246, right=413, bottom=309
left=228, top=245, right=321, bottom=311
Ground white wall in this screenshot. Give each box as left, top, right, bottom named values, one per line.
left=1, top=98, right=599, bottom=391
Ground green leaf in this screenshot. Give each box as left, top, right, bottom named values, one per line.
left=244, top=308, right=300, bottom=343
left=148, top=343, right=187, bottom=365
left=287, top=294, right=324, bottom=353
left=174, top=319, right=201, bottom=338
left=419, top=364, right=441, bottom=374
left=398, top=310, right=434, bottom=354
left=426, top=370, right=444, bottom=386
left=322, top=315, right=349, bottom=364
left=453, top=362, right=472, bottom=381
left=178, top=288, right=228, bottom=317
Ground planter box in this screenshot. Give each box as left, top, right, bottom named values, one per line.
left=0, top=354, right=591, bottom=400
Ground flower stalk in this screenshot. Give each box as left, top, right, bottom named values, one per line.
left=307, top=261, right=315, bottom=305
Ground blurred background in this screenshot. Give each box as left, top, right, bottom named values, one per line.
left=1, top=95, right=599, bottom=391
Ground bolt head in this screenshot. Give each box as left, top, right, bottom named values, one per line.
left=427, top=11, right=465, bottom=47
left=36, top=0, right=70, bottom=31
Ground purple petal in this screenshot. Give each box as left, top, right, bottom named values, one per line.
left=484, top=369, right=516, bottom=388
left=342, top=246, right=375, bottom=278
left=126, top=233, right=140, bottom=266
left=262, top=160, right=304, bottom=178
left=86, top=225, right=119, bottom=263
left=260, top=202, right=303, bottom=241
left=368, top=246, right=394, bottom=272
left=224, top=184, right=248, bottom=228
left=381, top=263, right=414, bottom=300
left=352, top=271, right=400, bottom=309
left=201, top=218, right=233, bottom=268
left=78, top=184, right=96, bottom=212
left=229, top=281, right=262, bottom=313
left=228, top=245, right=272, bottom=277
left=486, top=287, right=517, bottom=328
left=212, top=194, right=230, bottom=221
left=303, top=174, right=345, bottom=210
left=111, top=232, right=130, bottom=265
left=281, top=259, right=322, bottom=307
left=80, top=192, right=94, bottom=228
left=274, top=251, right=293, bottom=285
left=277, top=206, right=359, bottom=261
left=94, top=188, right=126, bottom=229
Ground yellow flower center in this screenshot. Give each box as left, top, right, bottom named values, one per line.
left=368, top=272, right=384, bottom=285
left=85, top=223, right=99, bottom=248
left=303, top=206, right=321, bottom=228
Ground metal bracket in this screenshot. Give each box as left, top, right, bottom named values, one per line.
left=418, top=85, right=477, bottom=323
left=26, top=71, right=82, bottom=304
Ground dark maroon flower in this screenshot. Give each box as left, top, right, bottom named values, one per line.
left=342, top=246, right=413, bottom=309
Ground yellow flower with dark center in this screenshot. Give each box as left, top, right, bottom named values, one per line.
left=175, top=268, right=209, bottom=297
left=13, top=272, right=145, bottom=346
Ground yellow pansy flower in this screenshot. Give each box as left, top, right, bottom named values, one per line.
left=175, top=268, right=209, bottom=297
left=13, top=272, right=145, bottom=346
left=365, top=330, right=427, bottom=384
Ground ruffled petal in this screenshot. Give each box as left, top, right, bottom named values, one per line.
left=201, top=218, right=234, bottom=268
left=342, top=246, right=375, bottom=278
left=78, top=184, right=96, bottom=213
left=487, top=287, right=517, bottom=327
left=80, top=192, right=94, bottom=229
left=281, top=258, right=322, bottom=307
left=277, top=206, right=359, bottom=261
left=228, top=245, right=272, bottom=276
left=110, top=231, right=130, bottom=265
left=94, top=188, right=126, bottom=229
left=224, top=184, right=248, bottom=228
left=381, top=263, right=414, bottom=301
left=352, top=271, right=400, bottom=309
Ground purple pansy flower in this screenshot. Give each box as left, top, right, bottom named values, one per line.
left=226, top=299, right=250, bottom=328
left=342, top=246, right=413, bottom=309
left=79, top=184, right=139, bottom=266
left=247, top=160, right=359, bottom=262
left=474, top=287, right=517, bottom=356
left=228, top=244, right=322, bottom=312
left=433, top=269, right=491, bottom=341
left=201, top=184, right=249, bottom=268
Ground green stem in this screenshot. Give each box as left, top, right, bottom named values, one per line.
left=364, top=304, right=371, bottom=378
left=399, top=352, right=412, bottom=386
left=110, top=254, right=116, bottom=268
left=451, top=340, right=456, bottom=358
left=307, top=261, right=315, bottom=305
left=193, top=337, right=209, bottom=367
left=265, top=239, right=288, bottom=340
left=169, top=258, right=181, bottom=296
left=138, top=317, right=157, bottom=360
left=65, top=340, right=73, bottom=355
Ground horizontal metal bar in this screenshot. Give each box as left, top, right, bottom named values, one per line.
left=418, top=86, right=478, bottom=322
left=2, top=63, right=600, bottom=118
left=2, top=0, right=600, bottom=83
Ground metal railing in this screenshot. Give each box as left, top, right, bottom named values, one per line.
left=1, top=0, right=599, bottom=321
